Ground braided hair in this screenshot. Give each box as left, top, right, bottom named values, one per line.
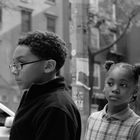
left=104, top=60, right=140, bottom=102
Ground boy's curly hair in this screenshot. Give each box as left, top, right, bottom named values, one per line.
left=17, top=31, right=67, bottom=71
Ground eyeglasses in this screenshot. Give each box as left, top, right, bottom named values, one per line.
left=9, top=59, right=44, bottom=73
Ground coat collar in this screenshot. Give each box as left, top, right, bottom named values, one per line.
left=22, top=77, right=67, bottom=102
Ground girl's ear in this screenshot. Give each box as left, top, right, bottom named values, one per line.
left=44, top=59, right=56, bottom=73
left=134, top=85, right=139, bottom=94
left=130, top=85, right=139, bottom=103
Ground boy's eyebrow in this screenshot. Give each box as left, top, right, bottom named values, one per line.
left=13, top=56, right=26, bottom=62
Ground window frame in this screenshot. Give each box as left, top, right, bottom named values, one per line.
left=0, top=94, right=8, bottom=103
left=0, top=7, right=2, bottom=29
left=20, top=0, right=32, bottom=3
left=45, top=14, right=57, bottom=33
left=21, top=8, right=32, bottom=33
left=47, top=0, right=55, bottom=3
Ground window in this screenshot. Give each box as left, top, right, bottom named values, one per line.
left=46, top=15, right=56, bottom=33
left=13, top=95, right=21, bottom=103
left=93, top=63, right=100, bottom=89
left=0, top=7, right=2, bottom=29
left=20, top=0, right=32, bottom=3
left=21, top=9, right=32, bottom=33
left=89, top=0, right=99, bottom=13
left=45, top=0, right=56, bottom=5
left=0, top=94, right=8, bottom=103
left=90, top=28, right=100, bottom=50
left=69, top=2, right=72, bottom=21
left=48, top=0, right=55, bottom=2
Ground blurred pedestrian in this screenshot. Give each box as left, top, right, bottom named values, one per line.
left=84, top=61, right=140, bottom=140
left=9, top=31, right=81, bottom=140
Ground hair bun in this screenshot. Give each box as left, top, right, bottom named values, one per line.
left=104, top=60, right=115, bottom=71
left=134, top=64, right=140, bottom=76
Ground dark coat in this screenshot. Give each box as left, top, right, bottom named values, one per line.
left=10, top=77, right=81, bottom=140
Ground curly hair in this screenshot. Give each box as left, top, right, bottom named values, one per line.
left=104, top=60, right=140, bottom=102
left=104, top=60, right=140, bottom=84
left=17, top=31, right=67, bottom=71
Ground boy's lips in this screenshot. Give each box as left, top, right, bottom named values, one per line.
left=15, top=79, right=21, bottom=82
left=15, top=79, right=22, bottom=84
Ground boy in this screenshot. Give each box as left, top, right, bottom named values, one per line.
left=9, top=31, right=81, bottom=140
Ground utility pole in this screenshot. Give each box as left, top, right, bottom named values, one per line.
left=87, top=0, right=133, bottom=115
left=87, top=0, right=99, bottom=115
left=88, top=31, right=94, bottom=115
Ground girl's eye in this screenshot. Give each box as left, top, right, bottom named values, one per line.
left=120, top=83, right=127, bottom=88
left=107, top=81, right=113, bottom=87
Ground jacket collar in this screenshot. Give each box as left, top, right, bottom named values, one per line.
left=23, top=76, right=67, bottom=102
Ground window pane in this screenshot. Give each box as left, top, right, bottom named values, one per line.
left=21, top=10, right=32, bottom=33
left=46, top=15, right=56, bottom=33
left=90, top=28, right=100, bottom=49
left=20, top=0, right=32, bottom=3
left=0, top=94, right=8, bottom=103
left=48, top=0, right=55, bottom=2
left=0, top=7, right=2, bottom=29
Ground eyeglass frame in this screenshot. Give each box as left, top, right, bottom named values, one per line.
left=9, top=59, right=45, bottom=72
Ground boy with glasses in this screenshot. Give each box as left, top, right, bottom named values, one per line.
left=9, top=31, right=81, bottom=140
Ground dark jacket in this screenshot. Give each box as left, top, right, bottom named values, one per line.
left=10, top=77, right=81, bottom=140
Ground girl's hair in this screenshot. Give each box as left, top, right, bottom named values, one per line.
left=104, top=60, right=140, bottom=102
left=104, top=60, right=140, bottom=84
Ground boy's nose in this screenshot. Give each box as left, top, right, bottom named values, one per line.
left=12, top=69, right=19, bottom=75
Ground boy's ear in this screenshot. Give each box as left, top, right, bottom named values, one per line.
left=44, top=59, right=56, bottom=73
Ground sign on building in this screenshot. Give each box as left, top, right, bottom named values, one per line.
left=76, top=58, right=100, bottom=89
left=89, top=0, right=99, bottom=13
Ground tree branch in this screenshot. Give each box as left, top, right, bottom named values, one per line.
left=91, top=9, right=137, bottom=56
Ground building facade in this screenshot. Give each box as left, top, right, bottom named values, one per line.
left=0, top=0, right=70, bottom=112
left=69, top=0, right=128, bottom=139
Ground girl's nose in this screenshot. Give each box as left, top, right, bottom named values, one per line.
left=112, top=85, right=120, bottom=94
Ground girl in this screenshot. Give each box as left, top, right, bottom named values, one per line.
left=84, top=61, right=140, bottom=140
